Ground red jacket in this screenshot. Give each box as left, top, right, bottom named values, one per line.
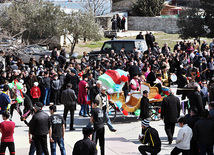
left=30, top=86, right=41, bottom=99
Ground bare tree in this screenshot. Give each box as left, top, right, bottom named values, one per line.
left=81, top=0, right=111, bottom=16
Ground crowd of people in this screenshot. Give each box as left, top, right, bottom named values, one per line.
left=0, top=32, right=214, bottom=154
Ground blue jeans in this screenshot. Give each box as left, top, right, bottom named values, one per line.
left=50, top=137, right=66, bottom=155
left=103, top=111, right=114, bottom=130
left=79, top=104, right=88, bottom=116
left=42, top=88, right=51, bottom=106
left=29, top=141, right=44, bottom=155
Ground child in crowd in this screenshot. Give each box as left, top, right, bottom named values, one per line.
left=30, top=82, right=41, bottom=104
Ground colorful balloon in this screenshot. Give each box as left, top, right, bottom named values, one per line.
left=8, top=83, right=14, bottom=89
left=16, top=83, right=23, bottom=90
left=134, top=109, right=141, bottom=116
left=16, top=96, right=24, bottom=103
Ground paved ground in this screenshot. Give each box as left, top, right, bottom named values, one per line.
left=10, top=104, right=182, bottom=155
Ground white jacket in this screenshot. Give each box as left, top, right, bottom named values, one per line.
left=176, top=124, right=192, bottom=150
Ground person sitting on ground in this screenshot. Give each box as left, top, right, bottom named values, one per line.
left=138, top=119, right=161, bottom=155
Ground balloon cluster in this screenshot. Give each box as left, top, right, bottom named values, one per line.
left=7, top=80, right=24, bottom=103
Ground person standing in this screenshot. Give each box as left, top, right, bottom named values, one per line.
left=61, top=83, right=77, bottom=131
left=139, top=90, right=150, bottom=120
left=95, top=86, right=116, bottom=132
left=40, top=71, right=51, bottom=106
left=78, top=74, right=88, bottom=117
left=138, top=119, right=161, bottom=155
left=49, top=105, right=66, bottom=155
left=30, top=82, right=41, bottom=105
left=111, top=15, right=117, bottom=31
left=64, top=69, right=80, bottom=96
left=193, top=110, right=214, bottom=155
left=90, top=81, right=102, bottom=103
left=161, top=90, right=180, bottom=144
left=189, top=84, right=204, bottom=116
left=121, top=15, right=126, bottom=32
left=25, top=72, right=38, bottom=96
left=170, top=117, right=192, bottom=155
left=0, top=85, right=11, bottom=115
left=73, top=127, right=97, bottom=155
left=51, top=74, right=62, bottom=105
left=136, top=32, right=144, bottom=40
left=0, top=111, right=15, bottom=155
left=90, top=100, right=105, bottom=155
left=116, top=14, right=121, bottom=32
left=29, top=102, right=50, bottom=155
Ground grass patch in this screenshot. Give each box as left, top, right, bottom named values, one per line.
left=79, top=37, right=109, bottom=49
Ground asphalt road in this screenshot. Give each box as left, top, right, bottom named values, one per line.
left=10, top=104, right=182, bottom=155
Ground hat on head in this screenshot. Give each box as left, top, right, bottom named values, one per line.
left=70, top=69, right=76, bottom=74
left=101, top=86, right=107, bottom=91
left=34, top=102, right=43, bottom=110
left=141, top=119, right=150, bottom=127
left=34, top=82, right=39, bottom=87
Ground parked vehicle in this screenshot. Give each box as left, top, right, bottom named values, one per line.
left=88, top=39, right=148, bottom=59
left=18, top=45, right=51, bottom=64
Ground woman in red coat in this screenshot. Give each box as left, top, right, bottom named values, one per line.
left=78, top=74, right=88, bottom=117
left=30, top=82, right=41, bottom=104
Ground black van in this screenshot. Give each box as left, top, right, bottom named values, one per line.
left=88, top=39, right=148, bottom=59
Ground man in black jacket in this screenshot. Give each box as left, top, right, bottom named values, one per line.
left=61, top=83, right=77, bottom=131
left=40, top=71, right=51, bottom=106
left=64, top=69, right=80, bottom=96
left=29, top=102, right=50, bottom=155
left=177, top=69, right=188, bottom=95
left=138, top=119, right=161, bottom=155
left=73, top=127, right=97, bottom=155
left=185, top=108, right=200, bottom=155
left=140, top=90, right=150, bottom=120
left=161, top=90, right=180, bottom=144
left=189, top=84, right=204, bottom=116
left=136, top=32, right=144, bottom=40
left=193, top=110, right=214, bottom=155
left=90, top=81, right=102, bottom=103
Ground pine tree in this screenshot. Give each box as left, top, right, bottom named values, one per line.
left=132, top=0, right=165, bottom=17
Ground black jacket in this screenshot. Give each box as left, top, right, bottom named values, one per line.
left=90, top=86, right=100, bottom=103
left=29, top=110, right=50, bottom=136
left=193, top=118, right=214, bottom=144
left=189, top=91, right=204, bottom=116
left=73, top=138, right=97, bottom=155
left=64, top=74, right=80, bottom=95
left=61, top=88, right=77, bottom=106
left=140, top=127, right=161, bottom=151
left=177, top=75, right=188, bottom=95
left=161, top=94, right=180, bottom=123
left=185, top=114, right=200, bottom=130
left=147, top=71, right=156, bottom=86
left=140, top=96, right=150, bottom=119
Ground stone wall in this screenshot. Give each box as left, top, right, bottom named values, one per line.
left=128, top=16, right=179, bottom=34
left=96, top=16, right=112, bottom=30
